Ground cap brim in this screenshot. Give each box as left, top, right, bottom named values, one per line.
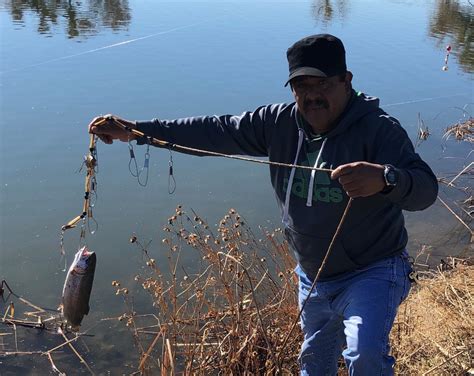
left=284, top=67, right=328, bottom=87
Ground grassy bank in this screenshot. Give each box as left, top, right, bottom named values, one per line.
left=391, top=258, right=473, bottom=375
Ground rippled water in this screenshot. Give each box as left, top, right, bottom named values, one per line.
left=0, top=0, right=472, bottom=374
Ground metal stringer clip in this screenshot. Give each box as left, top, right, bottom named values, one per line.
left=137, top=138, right=151, bottom=187
left=128, top=137, right=150, bottom=187
left=168, top=147, right=176, bottom=194
left=128, top=140, right=139, bottom=177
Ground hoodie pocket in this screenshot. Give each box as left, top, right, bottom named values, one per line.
left=285, top=226, right=359, bottom=280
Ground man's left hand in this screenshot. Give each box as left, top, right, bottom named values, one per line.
left=331, top=162, right=386, bottom=198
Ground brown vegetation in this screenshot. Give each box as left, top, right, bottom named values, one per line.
left=112, top=207, right=473, bottom=375
left=443, top=117, right=473, bottom=143
left=117, top=208, right=301, bottom=375
left=392, top=257, right=473, bottom=375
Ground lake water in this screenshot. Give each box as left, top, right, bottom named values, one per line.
left=0, top=0, right=472, bottom=374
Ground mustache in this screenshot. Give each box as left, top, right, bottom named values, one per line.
left=303, top=99, right=329, bottom=109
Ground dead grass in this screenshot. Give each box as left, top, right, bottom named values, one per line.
left=114, top=207, right=474, bottom=375
left=392, top=257, right=473, bottom=375
left=116, top=208, right=301, bottom=375
left=443, top=117, right=473, bottom=143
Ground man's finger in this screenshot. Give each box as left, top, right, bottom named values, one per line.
left=340, top=180, right=360, bottom=192
left=88, top=116, right=104, bottom=133
left=88, top=114, right=117, bottom=132
left=90, top=124, right=110, bottom=134
left=338, top=174, right=357, bottom=186
left=331, top=164, right=354, bottom=180
left=91, top=120, right=119, bottom=135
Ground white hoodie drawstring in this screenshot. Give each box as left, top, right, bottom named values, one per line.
left=282, top=128, right=304, bottom=226
left=306, top=138, right=327, bottom=207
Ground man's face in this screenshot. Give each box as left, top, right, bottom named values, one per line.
left=291, top=72, right=352, bottom=133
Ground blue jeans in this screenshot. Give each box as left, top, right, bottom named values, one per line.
left=297, top=252, right=412, bottom=376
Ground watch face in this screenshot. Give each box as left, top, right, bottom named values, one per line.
left=387, top=170, right=396, bottom=185
left=384, top=165, right=397, bottom=186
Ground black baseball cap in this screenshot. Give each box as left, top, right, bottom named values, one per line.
left=285, top=34, right=347, bottom=86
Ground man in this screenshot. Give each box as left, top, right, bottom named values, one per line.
left=89, top=34, right=438, bottom=375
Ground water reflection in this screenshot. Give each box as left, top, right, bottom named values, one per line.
left=6, top=0, right=131, bottom=39
left=311, top=0, right=348, bottom=25
left=310, top=0, right=473, bottom=74
left=428, top=0, right=473, bottom=73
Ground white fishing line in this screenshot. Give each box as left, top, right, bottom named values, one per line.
left=0, top=21, right=205, bottom=75
left=383, top=93, right=469, bottom=108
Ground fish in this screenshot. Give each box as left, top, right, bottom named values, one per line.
left=61, top=246, right=96, bottom=329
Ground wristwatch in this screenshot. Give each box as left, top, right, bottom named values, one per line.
left=383, top=164, right=398, bottom=190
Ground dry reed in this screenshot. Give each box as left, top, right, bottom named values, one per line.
left=391, top=257, right=473, bottom=375
left=115, top=207, right=301, bottom=375
left=438, top=117, right=473, bottom=238
left=443, top=117, right=473, bottom=143
left=115, top=208, right=473, bottom=375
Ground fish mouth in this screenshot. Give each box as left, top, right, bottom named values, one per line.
left=79, top=246, right=96, bottom=262
left=71, top=247, right=97, bottom=272
left=79, top=246, right=93, bottom=257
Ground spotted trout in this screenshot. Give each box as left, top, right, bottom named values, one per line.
left=62, top=246, right=96, bottom=329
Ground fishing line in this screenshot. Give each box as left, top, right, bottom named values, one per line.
left=383, top=93, right=469, bottom=108
left=0, top=21, right=207, bottom=75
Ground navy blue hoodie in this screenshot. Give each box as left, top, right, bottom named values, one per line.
left=135, top=91, right=438, bottom=280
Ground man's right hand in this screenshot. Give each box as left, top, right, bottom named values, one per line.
left=88, top=114, right=137, bottom=144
